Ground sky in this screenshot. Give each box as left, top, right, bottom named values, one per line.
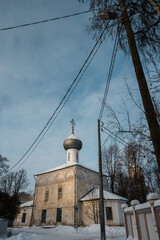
left=0, top=0, right=139, bottom=191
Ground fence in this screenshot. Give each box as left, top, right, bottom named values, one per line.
left=0, top=218, right=8, bottom=235
left=122, top=193, right=160, bottom=240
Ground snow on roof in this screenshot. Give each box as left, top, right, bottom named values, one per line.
left=154, top=199, right=160, bottom=207
left=36, top=162, right=100, bottom=176
left=80, top=188, right=128, bottom=201
left=20, top=200, right=33, bottom=208
left=67, top=133, right=80, bottom=140
left=135, top=202, right=150, bottom=211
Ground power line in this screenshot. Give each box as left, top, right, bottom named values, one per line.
left=9, top=25, right=108, bottom=172
left=99, top=24, right=122, bottom=121
left=101, top=122, right=130, bottom=147
left=101, top=122, right=152, bottom=160
left=0, top=9, right=99, bottom=32
left=15, top=36, right=106, bottom=172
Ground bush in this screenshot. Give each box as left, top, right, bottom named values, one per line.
left=0, top=191, right=20, bottom=220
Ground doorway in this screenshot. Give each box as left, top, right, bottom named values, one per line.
left=56, top=208, right=62, bottom=223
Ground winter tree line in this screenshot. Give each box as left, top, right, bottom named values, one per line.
left=102, top=142, right=160, bottom=203
left=0, top=155, right=30, bottom=221
left=78, top=0, right=160, bottom=203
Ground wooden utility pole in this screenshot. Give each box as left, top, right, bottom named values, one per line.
left=118, top=0, right=160, bottom=171
left=98, top=119, right=106, bottom=240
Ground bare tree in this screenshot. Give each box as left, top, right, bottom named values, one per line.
left=0, top=154, right=9, bottom=175
left=147, top=0, right=160, bottom=17
left=123, top=144, right=148, bottom=203
left=79, top=0, right=160, bottom=170
left=0, top=169, right=29, bottom=195
left=102, top=144, right=121, bottom=193
left=83, top=190, right=99, bottom=224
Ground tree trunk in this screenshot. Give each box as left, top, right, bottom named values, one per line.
left=147, top=0, right=160, bottom=18
left=118, top=0, right=160, bottom=171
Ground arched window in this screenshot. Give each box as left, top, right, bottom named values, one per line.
left=76, top=152, right=78, bottom=161
left=44, top=190, right=49, bottom=201
left=68, top=152, right=70, bottom=161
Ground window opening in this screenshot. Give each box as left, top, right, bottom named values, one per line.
left=58, top=187, right=62, bottom=199
left=56, top=208, right=62, bottom=222
left=106, top=207, right=113, bottom=220
left=44, top=190, right=49, bottom=201
left=68, top=152, right=70, bottom=161
left=76, top=152, right=78, bottom=161
left=41, top=210, right=47, bottom=223
left=21, top=213, right=26, bottom=223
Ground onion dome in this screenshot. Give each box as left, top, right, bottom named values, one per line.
left=63, top=133, right=82, bottom=151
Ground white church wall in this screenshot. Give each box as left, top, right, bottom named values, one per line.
left=33, top=166, right=76, bottom=226
left=104, top=200, right=125, bottom=226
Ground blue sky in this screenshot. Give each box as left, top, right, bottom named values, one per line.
left=0, top=0, right=139, bottom=191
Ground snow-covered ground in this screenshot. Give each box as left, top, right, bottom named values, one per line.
left=0, top=225, right=126, bottom=240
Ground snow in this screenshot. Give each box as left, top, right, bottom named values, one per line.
left=80, top=188, right=128, bottom=201
left=154, top=199, right=160, bottom=207
left=20, top=201, right=33, bottom=208
left=67, top=133, right=80, bottom=140
left=130, top=200, right=140, bottom=206
left=36, top=162, right=100, bottom=176
left=147, top=193, right=160, bottom=201
left=121, top=204, right=128, bottom=210
left=135, top=202, right=150, bottom=211
left=124, top=207, right=133, bottom=213
left=1, top=225, right=126, bottom=240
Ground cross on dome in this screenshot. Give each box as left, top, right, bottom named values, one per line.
left=70, top=119, right=76, bottom=134
left=63, top=119, right=82, bottom=164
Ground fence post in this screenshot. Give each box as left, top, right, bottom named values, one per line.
left=131, top=200, right=140, bottom=239
left=147, top=193, right=160, bottom=240
left=121, top=204, right=128, bottom=239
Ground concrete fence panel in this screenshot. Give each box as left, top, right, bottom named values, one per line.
left=0, top=218, right=8, bottom=235
left=122, top=193, right=160, bottom=240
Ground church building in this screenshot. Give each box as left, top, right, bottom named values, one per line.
left=32, top=120, right=108, bottom=226
left=14, top=120, right=127, bottom=227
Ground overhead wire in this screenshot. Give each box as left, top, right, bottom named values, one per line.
left=9, top=24, right=109, bottom=172
left=99, top=24, right=122, bottom=121
left=101, top=123, right=129, bottom=148
left=101, top=121, right=151, bottom=162
left=15, top=32, right=107, bottom=171
left=0, top=9, right=100, bottom=32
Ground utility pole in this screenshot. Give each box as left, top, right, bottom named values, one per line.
left=98, top=119, right=106, bottom=240
left=118, top=0, right=160, bottom=171
left=99, top=1, right=160, bottom=171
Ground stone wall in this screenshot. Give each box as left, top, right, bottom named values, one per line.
left=14, top=206, right=32, bottom=227
left=76, top=165, right=108, bottom=225
left=33, top=166, right=76, bottom=226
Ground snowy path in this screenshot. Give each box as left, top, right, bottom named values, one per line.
left=1, top=225, right=126, bottom=240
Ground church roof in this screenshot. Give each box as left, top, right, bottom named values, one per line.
left=36, top=162, right=102, bottom=176
left=63, top=133, right=82, bottom=151
left=80, top=188, right=127, bottom=201
left=20, top=200, right=33, bottom=208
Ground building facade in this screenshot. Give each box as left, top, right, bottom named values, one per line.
left=14, top=201, right=33, bottom=227
left=14, top=121, right=127, bottom=227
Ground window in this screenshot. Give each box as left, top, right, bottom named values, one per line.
left=21, top=213, right=26, bottom=223
left=76, top=152, right=78, bottom=161
left=58, top=187, right=62, bottom=199
left=44, top=190, right=49, bottom=201
left=68, top=152, right=70, bottom=161
left=106, top=207, right=113, bottom=220
left=41, top=210, right=47, bottom=223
